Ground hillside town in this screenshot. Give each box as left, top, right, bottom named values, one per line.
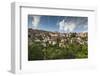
left=28, top=28, right=88, bottom=60
left=28, top=28, right=88, bottom=48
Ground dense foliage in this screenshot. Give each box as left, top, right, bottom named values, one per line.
left=28, top=42, right=88, bottom=60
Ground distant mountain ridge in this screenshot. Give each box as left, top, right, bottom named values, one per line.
left=28, top=28, right=59, bottom=34
left=28, top=28, right=88, bottom=34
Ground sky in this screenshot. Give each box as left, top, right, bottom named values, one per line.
left=28, top=15, right=88, bottom=33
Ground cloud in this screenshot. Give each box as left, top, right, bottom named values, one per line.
left=32, top=16, right=41, bottom=29
left=58, top=17, right=88, bottom=33
left=59, top=19, right=76, bottom=32
left=64, top=22, right=76, bottom=32
left=59, top=20, right=65, bottom=31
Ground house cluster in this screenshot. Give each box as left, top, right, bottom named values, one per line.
left=29, top=30, right=88, bottom=48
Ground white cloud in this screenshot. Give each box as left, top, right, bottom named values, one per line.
left=64, top=22, right=76, bottom=32
left=32, top=16, right=41, bottom=29
left=59, top=20, right=65, bottom=31
left=59, top=19, right=76, bottom=32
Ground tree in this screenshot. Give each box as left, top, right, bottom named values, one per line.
left=28, top=42, right=44, bottom=60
